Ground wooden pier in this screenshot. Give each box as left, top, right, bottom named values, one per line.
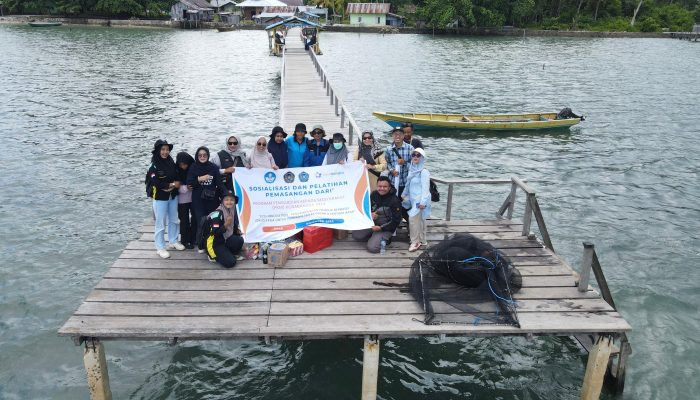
left=59, top=33, right=631, bottom=400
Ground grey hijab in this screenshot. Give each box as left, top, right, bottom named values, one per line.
left=325, top=143, right=348, bottom=165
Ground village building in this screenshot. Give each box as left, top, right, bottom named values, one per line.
left=345, top=3, right=390, bottom=26
left=170, top=0, right=215, bottom=23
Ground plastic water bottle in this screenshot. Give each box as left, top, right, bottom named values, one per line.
left=380, top=239, right=386, bottom=255
left=262, top=243, right=269, bottom=264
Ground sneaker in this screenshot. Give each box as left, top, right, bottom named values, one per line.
left=166, top=243, right=185, bottom=251
left=408, top=242, right=421, bottom=252
left=207, top=255, right=217, bottom=263
left=198, top=248, right=205, bottom=254
left=185, top=243, right=195, bottom=250
left=157, top=249, right=171, bottom=259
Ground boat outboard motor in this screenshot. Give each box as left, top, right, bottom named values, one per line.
left=556, top=107, right=584, bottom=120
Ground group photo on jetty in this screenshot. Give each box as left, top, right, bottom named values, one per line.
left=1, top=2, right=699, bottom=400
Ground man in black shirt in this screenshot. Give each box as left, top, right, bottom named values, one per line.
left=352, top=177, right=403, bottom=253
left=402, top=122, right=423, bottom=149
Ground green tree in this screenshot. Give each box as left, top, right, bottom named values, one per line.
left=94, top=0, right=143, bottom=16
left=512, top=0, right=535, bottom=25
left=418, top=0, right=476, bottom=28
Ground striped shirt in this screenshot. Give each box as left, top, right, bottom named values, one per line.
left=385, top=142, right=414, bottom=188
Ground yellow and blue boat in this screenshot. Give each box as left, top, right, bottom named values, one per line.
left=372, top=111, right=583, bottom=131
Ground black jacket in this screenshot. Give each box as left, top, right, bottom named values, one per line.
left=186, top=160, right=224, bottom=202
left=371, top=188, right=402, bottom=232
left=148, top=156, right=178, bottom=201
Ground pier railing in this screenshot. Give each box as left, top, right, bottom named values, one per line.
left=308, top=49, right=362, bottom=145
left=432, top=176, right=554, bottom=252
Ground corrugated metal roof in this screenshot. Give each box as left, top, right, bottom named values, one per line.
left=263, top=6, right=297, bottom=13
left=345, top=3, right=390, bottom=14
left=281, top=0, right=303, bottom=6
left=181, top=0, right=214, bottom=10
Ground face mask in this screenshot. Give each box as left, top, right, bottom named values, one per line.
left=333, top=143, right=343, bottom=150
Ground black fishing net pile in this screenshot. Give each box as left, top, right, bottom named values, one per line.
left=409, top=233, right=523, bottom=327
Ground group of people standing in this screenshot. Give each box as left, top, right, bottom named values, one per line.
left=146, top=121, right=431, bottom=268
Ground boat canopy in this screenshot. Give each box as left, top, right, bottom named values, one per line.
left=265, top=16, right=320, bottom=30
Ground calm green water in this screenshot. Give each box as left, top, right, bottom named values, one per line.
left=1, top=25, right=698, bottom=399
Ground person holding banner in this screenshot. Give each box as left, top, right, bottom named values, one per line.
left=401, top=148, right=431, bottom=252
left=322, top=133, right=349, bottom=165
left=352, top=176, right=402, bottom=253
left=352, top=130, right=386, bottom=192
left=303, top=125, right=329, bottom=167
left=247, top=136, right=279, bottom=169
left=210, top=135, right=249, bottom=192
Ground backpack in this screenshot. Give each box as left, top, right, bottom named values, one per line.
left=197, top=210, right=224, bottom=251
left=429, top=179, right=440, bottom=202
left=145, top=170, right=154, bottom=199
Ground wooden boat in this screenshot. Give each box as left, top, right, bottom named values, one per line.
left=372, top=111, right=583, bottom=131
left=28, top=22, right=63, bottom=27
left=216, top=26, right=238, bottom=32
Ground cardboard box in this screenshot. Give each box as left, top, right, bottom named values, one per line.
left=288, top=240, right=304, bottom=257
left=242, top=243, right=259, bottom=260
left=268, top=243, right=290, bottom=266
left=334, top=229, right=348, bottom=240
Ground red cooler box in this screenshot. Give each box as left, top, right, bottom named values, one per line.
left=303, top=226, right=333, bottom=254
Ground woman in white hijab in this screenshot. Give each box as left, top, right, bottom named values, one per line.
left=247, top=136, right=279, bottom=169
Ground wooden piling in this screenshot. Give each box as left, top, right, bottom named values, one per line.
left=361, top=335, right=380, bottom=400
left=580, top=334, right=613, bottom=400
left=578, top=242, right=594, bottom=292
left=83, top=339, right=112, bottom=400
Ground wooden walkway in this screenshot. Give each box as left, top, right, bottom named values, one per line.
left=280, top=28, right=357, bottom=144
left=59, top=219, right=629, bottom=339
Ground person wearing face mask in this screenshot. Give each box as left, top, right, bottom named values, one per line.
left=267, top=126, right=289, bottom=169
left=401, top=147, right=431, bottom=252
left=303, top=124, right=329, bottom=167
left=148, top=140, right=185, bottom=259
left=247, top=136, right=279, bottom=169
left=210, top=135, right=249, bottom=192
left=187, top=146, right=224, bottom=252
left=322, top=132, right=349, bottom=165
left=352, top=130, right=386, bottom=192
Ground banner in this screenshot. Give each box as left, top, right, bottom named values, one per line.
left=233, top=161, right=374, bottom=242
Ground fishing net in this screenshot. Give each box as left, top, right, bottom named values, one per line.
left=409, top=233, right=523, bottom=327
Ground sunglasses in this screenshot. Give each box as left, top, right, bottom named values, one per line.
left=257, top=143, right=266, bottom=147
left=228, top=141, right=238, bottom=145
left=312, top=131, right=323, bottom=135
left=411, top=153, right=422, bottom=158
left=362, top=136, right=372, bottom=140
left=197, top=153, right=208, bottom=158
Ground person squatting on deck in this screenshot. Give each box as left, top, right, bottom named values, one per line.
left=352, top=176, right=403, bottom=253
left=148, top=140, right=186, bottom=259
left=210, top=135, right=249, bottom=193
left=200, top=191, right=244, bottom=268
left=402, top=148, right=431, bottom=252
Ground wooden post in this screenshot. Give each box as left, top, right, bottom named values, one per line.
left=341, top=108, right=346, bottom=128
left=578, top=242, right=594, bottom=292
left=83, top=339, right=112, bottom=400
left=445, top=183, right=454, bottom=221
left=361, top=335, right=380, bottom=400
left=330, top=88, right=334, bottom=104
left=521, top=192, right=533, bottom=236
left=335, top=96, right=339, bottom=116
left=506, top=181, right=517, bottom=219
left=580, top=335, right=613, bottom=400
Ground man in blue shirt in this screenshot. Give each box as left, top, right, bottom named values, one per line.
left=285, top=122, right=307, bottom=168
left=303, top=124, right=330, bottom=167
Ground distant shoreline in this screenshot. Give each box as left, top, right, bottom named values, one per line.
left=1, top=15, right=670, bottom=38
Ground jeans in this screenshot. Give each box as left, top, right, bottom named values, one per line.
left=153, top=197, right=179, bottom=250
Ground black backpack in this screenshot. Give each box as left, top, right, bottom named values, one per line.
left=197, top=210, right=224, bottom=250
left=429, top=179, right=439, bottom=202
left=145, top=170, right=154, bottom=198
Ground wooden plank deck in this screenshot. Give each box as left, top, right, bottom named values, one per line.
left=59, top=219, right=630, bottom=340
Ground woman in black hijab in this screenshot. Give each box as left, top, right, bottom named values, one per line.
left=148, top=140, right=185, bottom=259
left=186, top=146, right=224, bottom=251
left=176, top=151, right=196, bottom=249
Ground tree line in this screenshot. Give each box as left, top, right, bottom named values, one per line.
left=3, top=0, right=698, bottom=31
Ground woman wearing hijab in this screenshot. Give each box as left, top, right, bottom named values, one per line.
left=186, top=146, right=224, bottom=252
left=322, top=133, right=349, bottom=165
left=148, top=140, right=185, bottom=259
left=267, top=126, right=289, bottom=169
left=247, top=136, right=279, bottom=169
left=401, top=147, right=431, bottom=252
left=352, top=130, right=387, bottom=191
left=210, top=135, right=249, bottom=192
left=204, top=190, right=245, bottom=268
left=176, top=151, right=196, bottom=249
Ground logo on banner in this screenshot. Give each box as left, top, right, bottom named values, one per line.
left=315, top=172, right=323, bottom=178
left=283, top=171, right=295, bottom=183
left=299, top=171, right=309, bottom=182
left=264, top=171, right=276, bottom=183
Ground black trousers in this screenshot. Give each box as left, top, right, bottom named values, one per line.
left=177, top=202, right=195, bottom=246
left=214, top=235, right=244, bottom=268
left=192, top=197, right=219, bottom=249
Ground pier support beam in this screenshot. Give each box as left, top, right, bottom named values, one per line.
left=580, top=334, right=613, bottom=400
left=83, top=338, right=112, bottom=400
left=361, top=335, right=380, bottom=400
